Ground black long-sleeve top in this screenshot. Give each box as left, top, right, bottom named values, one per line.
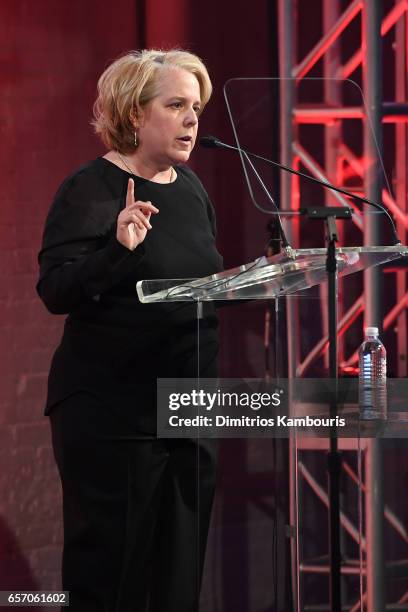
left=37, top=157, right=224, bottom=414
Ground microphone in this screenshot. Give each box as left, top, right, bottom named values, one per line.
left=200, top=136, right=293, bottom=251
left=199, top=136, right=231, bottom=150
left=199, top=135, right=401, bottom=246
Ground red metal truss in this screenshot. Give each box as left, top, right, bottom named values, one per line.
left=278, top=1, right=408, bottom=611
left=282, top=0, right=408, bottom=376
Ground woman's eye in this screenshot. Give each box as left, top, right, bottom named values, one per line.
left=194, top=107, right=201, bottom=115
left=171, top=102, right=182, bottom=109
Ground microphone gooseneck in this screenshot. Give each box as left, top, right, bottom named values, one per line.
left=199, top=135, right=401, bottom=246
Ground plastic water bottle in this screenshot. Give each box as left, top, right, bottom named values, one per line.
left=358, top=327, right=387, bottom=419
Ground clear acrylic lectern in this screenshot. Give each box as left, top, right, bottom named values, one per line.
left=137, top=245, right=408, bottom=304
left=137, top=244, right=408, bottom=612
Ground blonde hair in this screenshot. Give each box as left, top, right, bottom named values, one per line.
left=92, top=49, right=212, bottom=154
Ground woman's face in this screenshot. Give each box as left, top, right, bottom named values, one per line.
left=136, top=67, right=202, bottom=167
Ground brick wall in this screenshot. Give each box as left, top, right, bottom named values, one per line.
left=0, top=0, right=138, bottom=595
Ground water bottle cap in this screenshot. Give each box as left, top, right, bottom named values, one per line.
left=365, top=326, right=379, bottom=336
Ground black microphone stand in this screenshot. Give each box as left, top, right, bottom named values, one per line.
left=327, top=216, right=342, bottom=612
left=304, top=206, right=352, bottom=612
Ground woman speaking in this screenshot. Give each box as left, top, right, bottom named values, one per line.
left=37, top=49, right=223, bottom=611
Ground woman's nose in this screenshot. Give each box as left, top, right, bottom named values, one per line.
left=184, top=108, right=198, bottom=126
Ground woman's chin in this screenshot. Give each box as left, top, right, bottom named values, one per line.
left=170, top=149, right=192, bottom=164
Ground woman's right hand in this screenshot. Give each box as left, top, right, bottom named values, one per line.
left=116, top=178, right=159, bottom=251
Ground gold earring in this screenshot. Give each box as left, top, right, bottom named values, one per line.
left=134, top=131, right=138, bottom=147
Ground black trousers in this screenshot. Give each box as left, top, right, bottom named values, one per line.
left=49, top=330, right=219, bottom=612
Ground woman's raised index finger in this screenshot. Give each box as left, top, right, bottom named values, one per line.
left=126, top=178, right=135, bottom=207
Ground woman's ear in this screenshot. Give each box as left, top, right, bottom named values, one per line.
left=130, top=106, right=144, bottom=128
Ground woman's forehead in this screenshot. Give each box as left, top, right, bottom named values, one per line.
left=155, top=67, right=200, bottom=99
